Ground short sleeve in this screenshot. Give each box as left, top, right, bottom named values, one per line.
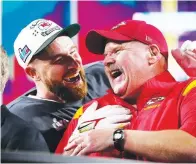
left=180, top=86, right=196, bottom=137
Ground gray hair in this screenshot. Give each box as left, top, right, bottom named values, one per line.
left=0, top=46, right=9, bottom=92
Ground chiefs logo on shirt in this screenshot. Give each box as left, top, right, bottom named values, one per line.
left=144, top=96, right=165, bottom=110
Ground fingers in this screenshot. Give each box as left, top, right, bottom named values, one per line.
left=180, top=40, right=192, bottom=51
left=64, top=140, right=77, bottom=151
left=62, top=149, right=74, bottom=156
left=116, top=122, right=130, bottom=129
left=172, top=40, right=196, bottom=60
left=107, top=106, right=131, bottom=115
left=71, top=142, right=90, bottom=156
left=68, top=133, right=80, bottom=143
left=104, top=114, right=132, bottom=124
left=80, top=103, right=132, bottom=122
left=171, top=49, right=184, bottom=63
left=171, top=49, right=196, bottom=65
left=185, top=50, right=196, bottom=58
left=70, top=143, right=83, bottom=156
left=64, top=136, right=83, bottom=151
left=94, top=106, right=131, bottom=118
left=96, top=119, right=131, bottom=129
left=181, top=40, right=196, bottom=52
left=77, top=146, right=89, bottom=156
left=96, top=122, right=130, bottom=129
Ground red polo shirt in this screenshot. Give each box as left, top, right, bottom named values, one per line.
left=55, top=92, right=136, bottom=157
left=56, top=71, right=196, bottom=159
left=130, top=71, right=196, bottom=137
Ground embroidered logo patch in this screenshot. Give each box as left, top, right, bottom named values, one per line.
left=52, top=118, right=68, bottom=131
left=30, top=20, right=52, bottom=31
left=18, top=45, right=31, bottom=62
left=41, top=26, right=61, bottom=36
left=144, top=96, right=165, bottom=110
left=30, top=20, right=41, bottom=29
left=77, top=118, right=103, bottom=133
left=38, top=21, right=52, bottom=31
left=78, top=121, right=96, bottom=133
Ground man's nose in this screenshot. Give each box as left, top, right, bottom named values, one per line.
left=103, top=56, right=116, bottom=67
left=68, top=51, right=81, bottom=65
left=67, top=56, right=80, bottom=70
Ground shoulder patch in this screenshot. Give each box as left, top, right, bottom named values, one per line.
left=182, top=80, right=196, bottom=96
left=73, top=106, right=83, bottom=119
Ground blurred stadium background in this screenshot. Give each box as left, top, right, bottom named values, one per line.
left=1, top=0, right=196, bottom=104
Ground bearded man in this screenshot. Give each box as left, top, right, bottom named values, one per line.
left=8, top=19, right=130, bottom=152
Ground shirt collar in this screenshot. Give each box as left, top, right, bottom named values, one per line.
left=136, top=71, right=177, bottom=109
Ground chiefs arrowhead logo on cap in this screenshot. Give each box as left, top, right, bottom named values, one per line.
left=29, top=19, right=52, bottom=31
left=38, top=21, right=52, bottom=31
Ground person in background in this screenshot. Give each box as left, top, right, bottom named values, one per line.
left=1, top=45, right=49, bottom=152
left=172, top=40, right=196, bottom=77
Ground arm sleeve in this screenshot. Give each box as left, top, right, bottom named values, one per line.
left=6, top=127, right=49, bottom=152
left=55, top=118, right=78, bottom=154
left=180, top=87, right=196, bottom=137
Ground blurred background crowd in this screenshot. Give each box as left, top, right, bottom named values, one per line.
left=2, top=0, right=196, bottom=104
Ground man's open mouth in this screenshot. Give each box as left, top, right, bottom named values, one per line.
left=110, top=69, right=123, bottom=79
left=64, top=72, right=81, bottom=83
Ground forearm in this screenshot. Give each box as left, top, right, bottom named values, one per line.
left=124, top=129, right=196, bottom=162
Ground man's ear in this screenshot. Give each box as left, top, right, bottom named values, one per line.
left=147, top=44, right=161, bottom=65
left=25, top=66, right=40, bottom=81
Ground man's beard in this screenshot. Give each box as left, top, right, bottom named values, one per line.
left=44, top=69, right=87, bottom=102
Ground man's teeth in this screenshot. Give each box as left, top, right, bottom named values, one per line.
left=64, top=73, right=80, bottom=82
left=111, top=70, right=119, bottom=75
left=68, top=73, right=79, bottom=78
left=111, top=69, right=122, bottom=78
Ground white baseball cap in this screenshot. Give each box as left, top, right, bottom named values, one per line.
left=14, top=19, right=80, bottom=68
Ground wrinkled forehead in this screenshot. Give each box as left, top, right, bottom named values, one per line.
left=45, top=36, right=75, bottom=54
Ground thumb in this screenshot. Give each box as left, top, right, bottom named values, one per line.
left=171, top=49, right=184, bottom=64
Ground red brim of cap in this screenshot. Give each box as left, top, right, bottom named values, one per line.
left=86, top=30, right=132, bottom=54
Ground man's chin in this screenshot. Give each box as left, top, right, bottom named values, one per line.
left=63, top=82, right=88, bottom=102
left=112, top=83, right=127, bottom=97
left=73, top=86, right=87, bottom=98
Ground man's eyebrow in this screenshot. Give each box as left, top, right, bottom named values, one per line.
left=114, top=45, right=123, bottom=50
left=105, top=45, right=122, bottom=52
left=47, top=53, right=66, bottom=61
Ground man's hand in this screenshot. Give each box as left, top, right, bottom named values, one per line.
left=62, top=149, right=74, bottom=156
left=71, top=101, right=132, bottom=136
left=172, top=40, right=196, bottom=77
left=64, top=129, right=115, bottom=156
